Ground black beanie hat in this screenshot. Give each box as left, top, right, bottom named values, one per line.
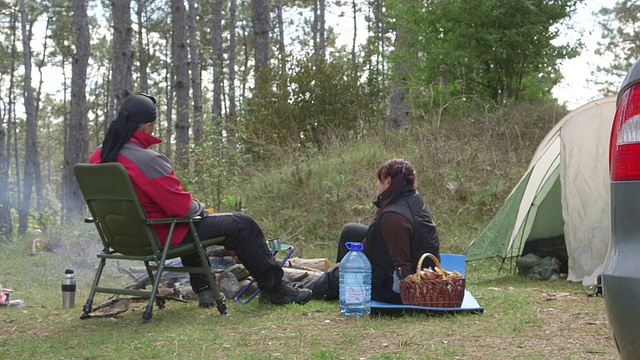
left=100, top=94, right=157, bottom=163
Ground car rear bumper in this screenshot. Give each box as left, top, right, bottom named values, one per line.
left=603, top=180, right=640, bottom=359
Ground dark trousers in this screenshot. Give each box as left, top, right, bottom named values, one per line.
left=180, top=212, right=283, bottom=293
left=299, top=222, right=368, bottom=300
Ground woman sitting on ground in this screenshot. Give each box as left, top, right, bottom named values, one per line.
left=298, top=158, right=440, bottom=303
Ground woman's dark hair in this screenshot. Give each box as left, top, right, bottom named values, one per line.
left=100, top=93, right=157, bottom=163
left=376, top=158, right=416, bottom=211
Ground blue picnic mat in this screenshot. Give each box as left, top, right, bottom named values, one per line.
left=371, top=290, right=484, bottom=313
left=370, top=253, right=484, bottom=314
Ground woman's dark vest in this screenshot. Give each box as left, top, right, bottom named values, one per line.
left=366, top=188, right=440, bottom=303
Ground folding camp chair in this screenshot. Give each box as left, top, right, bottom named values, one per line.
left=74, top=163, right=227, bottom=323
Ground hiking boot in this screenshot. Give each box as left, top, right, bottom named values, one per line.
left=259, top=283, right=312, bottom=305
left=198, top=289, right=216, bottom=308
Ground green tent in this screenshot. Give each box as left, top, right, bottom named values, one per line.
left=465, top=96, right=616, bottom=285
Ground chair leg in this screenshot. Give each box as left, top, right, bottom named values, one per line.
left=81, top=258, right=107, bottom=320
left=144, top=261, right=166, bottom=310
left=142, top=265, right=164, bottom=323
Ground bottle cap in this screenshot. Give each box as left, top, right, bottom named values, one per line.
left=345, top=242, right=364, bottom=251
left=65, top=269, right=74, bottom=274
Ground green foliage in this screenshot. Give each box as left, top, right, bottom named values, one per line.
left=593, top=1, right=640, bottom=95
left=242, top=55, right=385, bottom=155
left=178, top=120, right=250, bottom=213
left=176, top=99, right=566, bottom=259
left=387, top=0, right=582, bottom=105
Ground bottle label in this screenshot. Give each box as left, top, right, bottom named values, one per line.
left=343, top=273, right=366, bottom=304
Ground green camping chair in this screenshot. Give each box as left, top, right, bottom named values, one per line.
left=74, top=162, right=227, bottom=323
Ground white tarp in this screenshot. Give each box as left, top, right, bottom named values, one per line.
left=560, top=96, right=615, bottom=284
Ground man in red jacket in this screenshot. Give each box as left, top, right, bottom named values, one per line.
left=89, top=93, right=311, bottom=307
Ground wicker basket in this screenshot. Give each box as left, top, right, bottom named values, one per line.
left=399, top=253, right=465, bottom=308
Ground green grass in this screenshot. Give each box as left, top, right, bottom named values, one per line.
left=0, top=100, right=619, bottom=359
left=0, top=238, right=616, bottom=359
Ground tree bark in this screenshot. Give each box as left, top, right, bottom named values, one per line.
left=172, top=0, right=190, bottom=166
left=0, top=13, right=18, bottom=242
left=351, top=0, right=358, bottom=78
left=314, top=0, right=325, bottom=62
left=388, top=25, right=410, bottom=129
left=110, top=0, right=134, bottom=115
left=163, top=30, right=174, bottom=159
left=251, top=0, right=270, bottom=93
left=33, top=15, right=50, bottom=223
left=240, top=19, right=249, bottom=103
left=284, top=257, right=331, bottom=272
left=136, top=0, right=150, bottom=93
left=63, top=0, right=90, bottom=224
left=188, top=0, right=203, bottom=142
left=275, top=0, right=288, bottom=98
left=18, top=0, right=40, bottom=236
left=312, top=0, right=318, bottom=58
left=227, top=0, right=237, bottom=146
left=212, top=0, right=223, bottom=137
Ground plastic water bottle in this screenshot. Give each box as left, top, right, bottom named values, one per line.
left=339, top=242, right=371, bottom=315
left=31, top=226, right=43, bottom=255
left=62, top=269, right=76, bottom=308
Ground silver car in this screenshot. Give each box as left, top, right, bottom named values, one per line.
left=603, top=57, right=640, bottom=359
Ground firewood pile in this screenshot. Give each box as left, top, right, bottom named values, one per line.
left=89, top=247, right=329, bottom=317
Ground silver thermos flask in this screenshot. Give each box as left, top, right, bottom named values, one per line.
left=62, top=269, right=76, bottom=308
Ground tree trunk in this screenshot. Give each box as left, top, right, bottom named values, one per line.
left=370, top=0, right=386, bottom=91
left=18, top=0, right=40, bottom=236
left=251, top=0, right=270, bottom=93
left=33, top=16, right=50, bottom=223
left=0, top=104, right=9, bottom=241
left=136, top=0, right=149, bottom=93
left=351, top=0, right=358, bottom=78
left=63, top=0, right=90, bottom=225
left=0, top=13, right=18, bottom=242
left=188, top=0, right=203, bottom=142
left=111, top=0, right=134, bottom=115
left=240, top=20, right=249, bottom=103
left=172, top=0, right=190, bottom=166
left=164, top=30, right=174, bottom=159
left=312, top=0, right=318, bottom=58
left=275, top=0, right=288, bottom=98
left=316, top=0, right=325, bottom=61
left=61, top=56, right=69, bottom=225
left=388, top=25, right=410, bottom=129
left=212, top=0, right=223, bottom=137
left=227, top=0, right=237, bottom=146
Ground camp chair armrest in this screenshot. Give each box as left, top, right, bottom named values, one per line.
left=144, top=216, right=202, bottom=225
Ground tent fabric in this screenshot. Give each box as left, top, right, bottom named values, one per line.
left=465, top=96, right=617, bottom=285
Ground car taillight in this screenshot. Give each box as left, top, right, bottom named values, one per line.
left=610, top=83, right=640, bottom=181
